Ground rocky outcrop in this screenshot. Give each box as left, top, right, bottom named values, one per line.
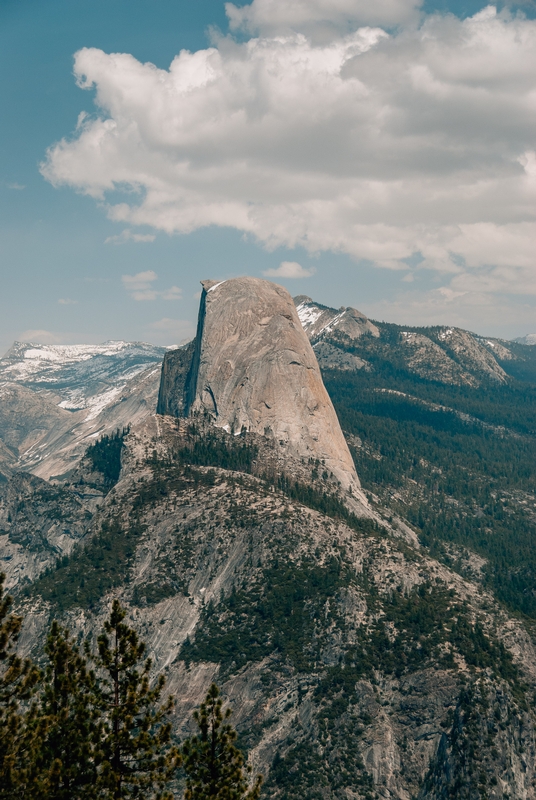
left=159, top=278, right=364, bottom=498
left=312, top=340, right=369, bottom=371
left=434, top=327, right=507, bottom=384
left=0, top=472, right=97, bottom=590
left=399, top=332, right=481, bottom=387
left=0, top=438, right=17, bottom=482
left=478, top=337, right=516, bottom=361
left=398, top=328, right=508, bottom=387
left=157, top=341, right=195, bottom=417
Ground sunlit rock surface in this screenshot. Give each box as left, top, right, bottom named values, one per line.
left=160, top=277, right=363, bottom=498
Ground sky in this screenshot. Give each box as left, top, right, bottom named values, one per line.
left=1, top=0, right=535, bottom=356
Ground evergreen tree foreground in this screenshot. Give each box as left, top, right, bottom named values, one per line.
left=182, top=684, right=262, bottom=800
left=0, top=576, right=261, bottom=800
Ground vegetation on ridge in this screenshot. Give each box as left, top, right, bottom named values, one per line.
left=0, top=582, right=258, bottom=800
left=323, top=363, right=536, bottom=619
left=86, top=428, right=129, bottom=488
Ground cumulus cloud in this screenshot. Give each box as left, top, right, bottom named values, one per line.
left=263, top=261, right=315, bottom=278
left=58, top=298, right=78, bottom=305
left=7, top=182, right=25, bottom=190
left=122, top=271, right=181, bottom=301
left=122, top=270, right=158, bottom=297
left=105, top=228, right=156, bottom=245
left=160, top=285, right=183, bottom=300
left=225, top=0, right=422, bottom=39
left=41, top=5, right=536, bottom=309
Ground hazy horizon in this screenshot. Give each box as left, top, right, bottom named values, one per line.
left=2, top=0, right=535, bottom=357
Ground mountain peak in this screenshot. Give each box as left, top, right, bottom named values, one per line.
left=514, top=333, right=536, bottom=345
left=294, top=295, right=380, bottom=341
left=158, top=277, right=365, bottom=500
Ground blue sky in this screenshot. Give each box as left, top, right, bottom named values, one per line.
left=1, top=0, right=535, bottom=355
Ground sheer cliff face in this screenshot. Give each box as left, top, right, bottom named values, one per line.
left=171, top=277, right=361, bottom=495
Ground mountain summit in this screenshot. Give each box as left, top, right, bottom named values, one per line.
left=158, top=277, right=363, bottom=498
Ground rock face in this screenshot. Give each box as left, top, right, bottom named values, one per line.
left=0, top=472, right=97, bottom=590
left=159, top=278, right=362, bottom=496
left=156, top=341, right=195, bottom=418
left=311, top=340, right=370, bottom=372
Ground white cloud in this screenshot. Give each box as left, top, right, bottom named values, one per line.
left=122, top=270, right=158, bottom=299
left=105, top=228, right=156, bottom=245
left=41, top=5, right=536, bottom=310
left=263, top=261, right=315, bottom=278
left=161, top=285, right=182, bottom=300
left=6, top=182, right=25, bottom=191
left=122, top=270, right=157, bottom=289
left=225, top=0, right=422, bottom=39
left=122, top=270, right=182, bottom=301
left=58, top=298, right=78, bottom=305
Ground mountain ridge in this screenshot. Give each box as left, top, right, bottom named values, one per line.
left=0, top=339, right=166, bottom=481
left=293, top=295, right=536, bottom=387
left=1, top=280, right=536, bottom=798
left=13, top=413, right=536, bottom=800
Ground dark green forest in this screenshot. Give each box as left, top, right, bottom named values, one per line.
left=322, top=337, right=536, bottom=620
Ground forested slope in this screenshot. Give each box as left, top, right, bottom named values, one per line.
left=320, top=328, right=536, bottom=620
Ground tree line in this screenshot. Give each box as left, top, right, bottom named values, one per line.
left=0, top=574, right=262, bottom=800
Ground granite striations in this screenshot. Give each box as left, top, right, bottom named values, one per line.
left=159, top=278, right=365, bottom=499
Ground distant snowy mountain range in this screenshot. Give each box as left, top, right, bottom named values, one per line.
left=0, top=341, right=167, bottom=481
left=515, top=334, right=536, bottom=346
left=0, top=340, right=167, bottom=412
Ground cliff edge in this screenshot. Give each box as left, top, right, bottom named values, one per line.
left=158, top=277, right=363, bottom=498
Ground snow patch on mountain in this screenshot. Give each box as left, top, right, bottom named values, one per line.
left=294, top=296, right=379, bottom=342
left=514, top=334, right=536, bottom=346
left=0, top=340, right=167, bottom=479
left=295, top=301, right=324, bottom=331
left=1, top=341, right=165, bottom=386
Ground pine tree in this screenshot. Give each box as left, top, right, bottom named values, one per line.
left=0, top=572, right=39, bottom=798
left=95, top=599, right=178, bottom=800
left=31, top=621, right=100, bottom=800
left=182, top=684, right=262, bottom=800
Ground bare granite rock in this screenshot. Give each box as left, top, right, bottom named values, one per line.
left=157, top=341, right=195, bottom=418
left=160, top=277, right=365, bottom=500
left=0, top=472, right=97, bottom=590
left=312, top=340, right=369, bottom=371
